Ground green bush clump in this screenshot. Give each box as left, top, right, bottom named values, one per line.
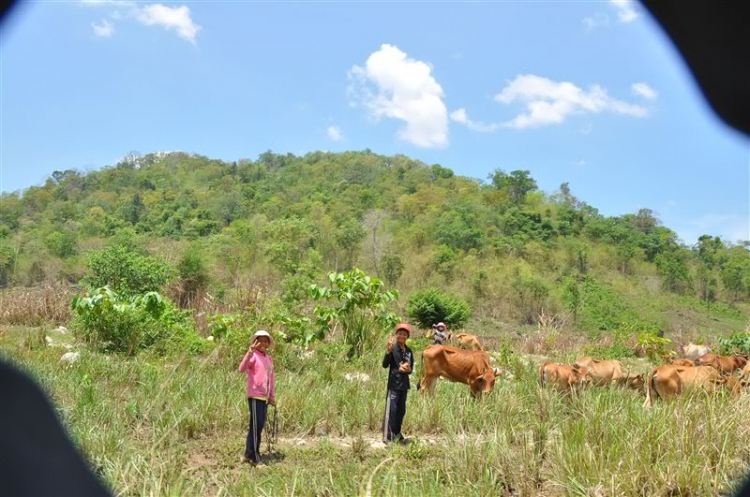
left=406, top=288, right=471, bottom=330
left=72, top=286, right=208, bottom=355
left=82, top=245, right=175, bottom=297
left=719, top=332, right=750, bottom=355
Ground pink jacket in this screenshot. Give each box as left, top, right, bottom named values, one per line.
left=238, top=350, right=276, bottom=403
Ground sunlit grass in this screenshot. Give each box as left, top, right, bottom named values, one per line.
left=2, top=326, right=750, bottom=495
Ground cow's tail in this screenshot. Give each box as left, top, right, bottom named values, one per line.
left=644, top=368, right=659, bottom=408
left=540, top=362, right=550, bottom=387
left=416, top=350, right=426, bottom=392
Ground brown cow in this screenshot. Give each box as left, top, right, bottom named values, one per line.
left=455, top=333, right=483, bottom=351
left=418, top=345, right=501, bottom=397
left=540, top=362, right=590, bottom=392
left=742, top=363, right=750, bottom=380
left=668, top=358, right=695, bottom=367
left=572, top=357, right=629, bottom=387
left=682, top=343, right=711, bottom=360
left=693, top=353, right=748, bottom=374
left=644, top=365, right=725, bottom=407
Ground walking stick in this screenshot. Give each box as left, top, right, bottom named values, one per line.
left=267, top=404, right=277, bottom=454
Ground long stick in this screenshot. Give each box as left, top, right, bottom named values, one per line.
left=267, top=404, right=277, bottom=454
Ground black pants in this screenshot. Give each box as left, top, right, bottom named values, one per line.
left=383, top=389, right=407, bottom=443
left=245, top=398, right=268, bottom=463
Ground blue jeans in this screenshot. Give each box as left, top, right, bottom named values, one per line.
left=382, top=389, right=407, bottom=443
left=245, top=398, right=267, bottom=463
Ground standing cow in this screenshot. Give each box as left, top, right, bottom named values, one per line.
left=418, top=345, right=501, bottom=397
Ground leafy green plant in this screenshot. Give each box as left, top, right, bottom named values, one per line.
left=637, top=331, right=673, bottom=361
left=406, top=288, right=471, bottom=330
left=309, top=268, right=399, bottom=358
left=72, top=286, right=206, bottom=355
left=719, top=332, right=750, bottom=355
left=82, top=245, right=175, bottom=297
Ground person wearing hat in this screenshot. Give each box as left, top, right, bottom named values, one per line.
left=432, top=322, right=450, bottom=345
left=238, top=330, right=276, bottom=466
left=381, top=322, right=414, bottom=444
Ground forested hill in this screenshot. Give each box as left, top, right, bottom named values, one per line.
left=2, top=150, right=749, bottom=335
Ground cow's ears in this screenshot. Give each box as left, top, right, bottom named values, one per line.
left=475, top=374, right=485, bottom=384
left=493, top=367, right=502, bottom=377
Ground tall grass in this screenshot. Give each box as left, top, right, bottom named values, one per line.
left=0, top=285, right=75, bottom=325
left=2, top=327, right=749, bottom=495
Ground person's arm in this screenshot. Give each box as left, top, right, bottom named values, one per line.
left=239, top=349, right=257, bottom=373
left=268, top=360, right=276, bottom=405
left=382, top=351, right=391, bottom=369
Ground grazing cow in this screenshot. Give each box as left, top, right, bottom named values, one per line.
left=644, top=365, right=724, bottom=407
left=539, top=362, right=590, bottom=392
left=418, top=345, right=501, bottom=397
left=741, top=363, right=750, bottom=380
left=668, top=358, right=695, bottom=367
left=623, top=373, right=646, bottom=392
left=693, top=353, right=747, bottom=374
left=572, top=357, right=630, bottom=387
left=683, top=343, right=711, bottom=360
left=455, top=333, right=483, bottom=351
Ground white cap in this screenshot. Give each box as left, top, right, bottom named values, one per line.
left=253, top=330, right=272, bottom=342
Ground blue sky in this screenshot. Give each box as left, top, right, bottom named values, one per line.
left=1, top=0, right=748, bottom=244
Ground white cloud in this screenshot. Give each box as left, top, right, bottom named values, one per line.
left=582, top=12, right=610, bottom=30
left=610, top=0, right=639, bottom=23
left=137, top=4, right=200, bottom=44
left=348, top=44, right=449, bottom=148
left=449, top=108, right=499, bottom=133
left=81, top=1, right=200, bottom=43
left=92, top=19, right=115, bottom=37
left=452, top=75, right=650, bottom=132
left=572, top=159, right=586, bottom=166
left=496, top=74, right=648, bottom=129
left=327, top=125, right=344, bottom=141
left=631, top=82, right=658, bottom=100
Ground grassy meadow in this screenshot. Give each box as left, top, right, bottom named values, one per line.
left=3, top=325, right=750, bottom=496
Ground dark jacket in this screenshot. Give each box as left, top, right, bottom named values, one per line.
left=382, top=344, right=414, bottom=391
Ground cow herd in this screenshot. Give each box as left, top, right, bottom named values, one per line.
left=417, top=341, right=750, bottom=407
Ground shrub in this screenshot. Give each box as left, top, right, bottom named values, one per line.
left=82, top=245, right=175, bottom=297
left=719, top=332, right=750, bottom=356
left=636, top=331, right=673, bottom=361
left=406, top=288, right=471, bottom=330
left=72, top=287, right=206, bottom=355
left=310, top=268, right=399, bottom=358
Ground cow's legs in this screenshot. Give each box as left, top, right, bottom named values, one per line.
left=420, top=374, right=437, bottom=394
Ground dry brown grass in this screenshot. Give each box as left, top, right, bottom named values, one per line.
left=0, top=285, right=76, bottom=325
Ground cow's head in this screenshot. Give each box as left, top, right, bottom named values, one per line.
left=735, top=356, right=748, bottom=370
left=625, top=373, right=646, bottom=391
left=471, top=367, right=502, bottom=395
left=694, top=355, right=714, bottom=368
left=571, top=366, right=591, bottom=387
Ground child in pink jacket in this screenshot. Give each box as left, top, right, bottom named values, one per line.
left=238, top=330, right=276, bottom=466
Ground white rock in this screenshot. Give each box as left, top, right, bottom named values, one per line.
left=207, top=335, right=214, bottom=342
left=344, top=372, right=370, bottom=383
left=54, top=326, right=69, bottom=335
left=45, top=336, right=53, bottom=345
left=60, top=352, right=80, bottom=364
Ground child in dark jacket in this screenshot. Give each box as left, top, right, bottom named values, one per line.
left=382, top=323, right=414, bottom=444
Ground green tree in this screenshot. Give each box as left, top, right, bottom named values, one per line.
left=309, top=269, right=399, bottom=358
left=82, top=245, right=175, bottom=297
left=406, top=288, right=471, bottom=330
left=490, top=169, right=538, bottom=204
left=381, top=253, right=404, bottom=286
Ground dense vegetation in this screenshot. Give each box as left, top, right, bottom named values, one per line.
left=2, top=150, right=749, bottom=339
left=3, top=151, right=750, bottom=494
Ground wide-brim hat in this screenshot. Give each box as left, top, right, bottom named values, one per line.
left=394, top=323, right=412, bottom=337
left=436, top=322, right=447, bottom=330
left=253, top=330, right=272, bottom=343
